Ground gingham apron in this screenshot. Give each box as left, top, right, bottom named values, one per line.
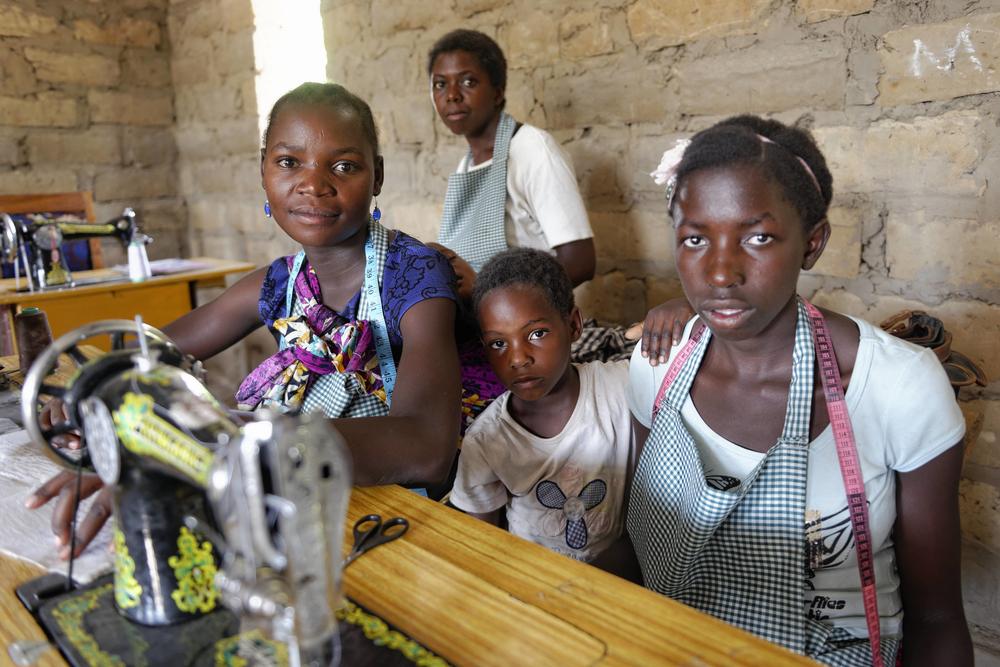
left=237, top=220, right=396, bottom=419
left=298, top=221, right=394, bottom=419
left=437, top=112, right=516, bottom=271
left=627, top=300, right=898, bottom=666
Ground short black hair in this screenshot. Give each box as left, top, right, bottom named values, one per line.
left=262, top=82, right=380, bottom=157
left=672, top=115, right=833, bottom=230
left=427, top=29, right=507, bottom=93
left=473, top=248, right=575, bottom=318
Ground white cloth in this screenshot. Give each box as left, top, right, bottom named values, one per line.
left=628, top=315, right=965, bottom=638
left=0, top=419, right=112, bottom=584
left=450, top=361, right=634, bottom=562
left=456, top=124, right=593, bottom=254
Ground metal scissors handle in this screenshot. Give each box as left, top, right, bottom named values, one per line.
left=343, top=513, right=408, bottom=568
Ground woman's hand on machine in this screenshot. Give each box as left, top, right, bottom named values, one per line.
left=625, top=297, right=696, bottom=366
left=41, top=398, right=82, bottom=450
left=24, top=470, right=110, bottom=559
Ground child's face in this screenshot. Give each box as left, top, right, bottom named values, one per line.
left=261, top=102, right=383, bottom=249
left=478, top=285, right=581, bottom=403
left=673, top=165, right=829, bottom=342
left=430, top=50, right=504, bottom=138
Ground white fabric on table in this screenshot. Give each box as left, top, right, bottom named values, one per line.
left=0, top=418, right=111, bottom=584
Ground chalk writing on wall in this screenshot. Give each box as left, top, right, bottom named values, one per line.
left=910, top=24, right=985, bottom=76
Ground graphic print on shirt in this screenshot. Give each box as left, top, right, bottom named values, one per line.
left=535, top=478, right=607, bottom=549
left=804, top=505, right=859, bottom=620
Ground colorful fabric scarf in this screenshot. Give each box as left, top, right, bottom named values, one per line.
left=235, top=256, right=387, bottom=413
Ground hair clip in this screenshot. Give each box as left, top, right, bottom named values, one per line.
left=664, top=177, right=678, bottom=205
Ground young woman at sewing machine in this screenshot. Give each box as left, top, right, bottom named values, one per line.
left=601, top=116, right=972, bottom=665
left=27, top=83, right=462, bottom=556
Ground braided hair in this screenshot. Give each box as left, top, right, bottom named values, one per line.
left=672, top=115, right=833, bottom=230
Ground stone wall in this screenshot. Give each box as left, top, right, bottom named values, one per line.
left=0, top=0, right=183, bottom=261
left=320, top=0, right=1000, bottom=659
left=167, top=0, right=285, bottom=394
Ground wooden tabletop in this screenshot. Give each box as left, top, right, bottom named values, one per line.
left=342, top=485, right=816, bottom=666
left=0, top=257, right=254, bottom=305
left=0, top=558, right=64, bottom=667
left=0, top=483, right=815, bottom=667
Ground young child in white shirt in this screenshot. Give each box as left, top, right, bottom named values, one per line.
left=449, top=248, right=635, bottom=562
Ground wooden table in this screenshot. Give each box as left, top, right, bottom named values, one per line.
left=0, top=484, right=815, bottom=666
left=341, top=485, right=814, bottom=666
left=0, top=558, right=64, bottom=667
left=0, top=257, right=254, bottom=355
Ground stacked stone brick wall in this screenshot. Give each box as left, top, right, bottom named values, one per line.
left=0, top=0, right=183, bottom=260
left=168, top=0, right=285, bottom=395
left=320, top=0, right=1000, bottom=658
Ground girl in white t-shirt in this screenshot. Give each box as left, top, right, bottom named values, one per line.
left=450, top=248, right=635, bottom=563
left=597, top=115, right=971, bottom=667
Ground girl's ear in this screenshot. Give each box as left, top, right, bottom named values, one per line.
left=373, top=155, right=384, bottom=197
left=494, top=85, right=505, bottom=110
left=568, top=306, right=583, bottom=343
left=802, top=218, right=831, bottom=271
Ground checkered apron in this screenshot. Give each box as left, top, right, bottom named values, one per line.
left=628, top=301, right=897, bottom=666
left=437, top=112, right=516, bottom=271
left=290, top=222, right=392, bottom=419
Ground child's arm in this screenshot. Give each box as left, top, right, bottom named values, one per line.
left=467, top=509, right=503, bottom=527
left=162, top=266, right=268, bottom=360
left=331, top=296, right=461, bottom=486
left=894, top=441, right=972, bottom=666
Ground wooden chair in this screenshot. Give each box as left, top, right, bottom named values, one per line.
left=0, top=191, right=104, bottom=268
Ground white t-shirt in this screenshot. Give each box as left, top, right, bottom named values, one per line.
left=450, top=361, right=634, bottom=562
left=627, top=316, right=965, bottom=638
left=456, top=124, right=593, bottom=254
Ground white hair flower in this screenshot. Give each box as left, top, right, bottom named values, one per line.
left=650, top=139, right=691, bottom=194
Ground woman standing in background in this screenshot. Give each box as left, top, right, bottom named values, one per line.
left=427, top=29, right=596, bottom=298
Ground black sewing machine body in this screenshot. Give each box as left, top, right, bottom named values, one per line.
left=85, top=358, right=237, bottom=628
left=18, top=321, right=353, bottom=666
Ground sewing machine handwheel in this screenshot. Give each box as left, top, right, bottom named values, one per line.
left=21, top=319, right=179, bottom=471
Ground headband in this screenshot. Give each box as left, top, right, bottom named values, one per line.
left=758, top=135, right=823, bottom=195
left=650, top=133, right=823, bottom=206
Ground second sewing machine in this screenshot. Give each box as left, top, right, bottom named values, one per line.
left=0, top=207, right=152, bottom=291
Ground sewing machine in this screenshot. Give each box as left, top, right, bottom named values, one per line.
left=0, top=208, right=151, bottom=291
left=16, top=320, right=353, bottom=666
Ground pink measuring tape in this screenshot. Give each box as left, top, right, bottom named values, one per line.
left=650, top=303, right=883, bottom=666
left=804, top=299, right=883, bottom=667
left=651, top=323, right=706, bottom=421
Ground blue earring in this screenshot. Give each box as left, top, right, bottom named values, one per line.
left=263, top=200, right=271, bottom=217
left=372, top=197, right=381, bottom=222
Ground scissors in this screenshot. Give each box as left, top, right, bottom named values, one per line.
left=343, top=514, right=409, bottom=568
